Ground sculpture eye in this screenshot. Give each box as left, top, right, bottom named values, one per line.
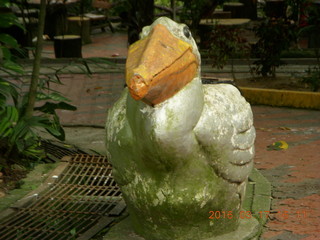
left=183, top=26, right=191, bottom=38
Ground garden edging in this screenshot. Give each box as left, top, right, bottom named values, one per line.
left=240, top=87, right=320, bottom=110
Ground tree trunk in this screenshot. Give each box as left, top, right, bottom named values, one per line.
left=171, top=0, right=176, bottom=21
left=25, top=0, right=46, bottom=119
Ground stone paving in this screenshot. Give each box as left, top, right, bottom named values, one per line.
left=37, top=30, right=320, bottom=239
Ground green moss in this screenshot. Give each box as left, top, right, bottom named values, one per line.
left=165, top=108, right=175, bottom=131
left=0, top=163, right=58, bottom=212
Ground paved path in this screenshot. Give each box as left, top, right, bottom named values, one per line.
left=53, top=72, right=125, bottom=126
left=34, top=30, right=320, bottom=240
left=252, top=106, right=320, bottom=240
left=42, top=31, right=128, bottom=59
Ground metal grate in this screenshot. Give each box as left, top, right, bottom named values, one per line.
left=0, top=154, right=125, bottom=240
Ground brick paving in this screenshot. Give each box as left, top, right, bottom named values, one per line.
left=54, top=73, right=125, bottom=126
left=42, top=31, right=128, bottom=59
left=41, top=30, right=319, bottom=239
left=252, top=106, right=320, bottom=240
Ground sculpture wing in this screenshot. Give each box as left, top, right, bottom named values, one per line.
left=194, top=84, right=255, bottom=183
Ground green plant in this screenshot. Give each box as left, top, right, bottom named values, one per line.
left=179, top=0, right=225, bottom=31
left=0, top=0, right=76, bottom=172
left=300, top=2, right=320, bottom=91
left=208, top=24, right=250, bottom=78
left=155, top=0, right=170, bottom=5
left=0, top=1, right=25, bottom=72
left=302, top=48, right=320, bottom=92
left=252, top=18, right=297, bottom=77
left=285, top=0, right=306, bottom=21
left=303, top=66, right=320, bottom=91
left=299, top=1, right=320, bottom=48
left=0, top=77, right=77, bottom=171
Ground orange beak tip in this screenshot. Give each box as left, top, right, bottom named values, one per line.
left=128, top=74, right=149, bottom=100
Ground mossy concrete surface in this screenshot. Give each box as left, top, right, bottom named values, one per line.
left=104, top=216, right=260, bottom=240
left=0, top=163, right=58, bottom=214
left=244, top=168, right=272, bottom=227
left=240, top=87, right=320, bottom=110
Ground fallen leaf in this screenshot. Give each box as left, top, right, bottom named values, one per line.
left=257, top=127, right=270, bottom=132
left=278, top=126, right=291, bottom=131
left=267, top=140, right=289, bottom=151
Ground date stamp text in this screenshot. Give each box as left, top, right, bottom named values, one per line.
left=208, top=210, right=311, bottom=220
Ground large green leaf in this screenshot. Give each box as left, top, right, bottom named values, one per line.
left=0, top=78, right=19, bottom=105
left=0, top=33, right=19, bottom=48
left=0, top=95, right=6, bottom=109
left=3, top=101, right=71, bottom=142
left=2, top=60, right=24, bottom=74
left=35, top=101, right=77, bottom=115
left=36, top=92, right=71, bottom=102
left=0, top=13, right=24, bottom=30
left=23, top=142, right=45, bottom=160
left=0, top=105, right=19, bottom=138
left=33, top=100, right=75, bottom=141
left=13, top=131, right=44, bottom=160
left=8, top=116, right=58, bottom=144
left=44, top=113, right=65, bottom=141
left=1, top=46, right=12, bottom=60
left=86, top=57, right=117, bottom=65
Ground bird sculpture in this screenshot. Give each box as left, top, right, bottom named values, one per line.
left=106, top=17, right=255, bottom=240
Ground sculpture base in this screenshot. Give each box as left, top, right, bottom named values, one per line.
left=103, top=216, right=260, bottom=240
left=103, top=168, right=270, bottom=240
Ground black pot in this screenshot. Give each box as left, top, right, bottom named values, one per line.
left=53, top=35, right=82, bottom=58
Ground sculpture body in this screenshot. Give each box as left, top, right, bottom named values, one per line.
left=106, top=17, right=255, bottom=240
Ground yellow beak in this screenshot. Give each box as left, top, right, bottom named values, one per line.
left=126, top=24, right=198, bottom=106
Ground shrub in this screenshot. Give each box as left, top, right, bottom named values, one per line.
left=252, top=18, right=297, bottom=77
left=208, top=24, right=250, bottom=71
left=303, top=66, right=320, bottom=92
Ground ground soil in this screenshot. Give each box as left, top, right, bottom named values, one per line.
left=0, top=168, right=27, bottom=198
